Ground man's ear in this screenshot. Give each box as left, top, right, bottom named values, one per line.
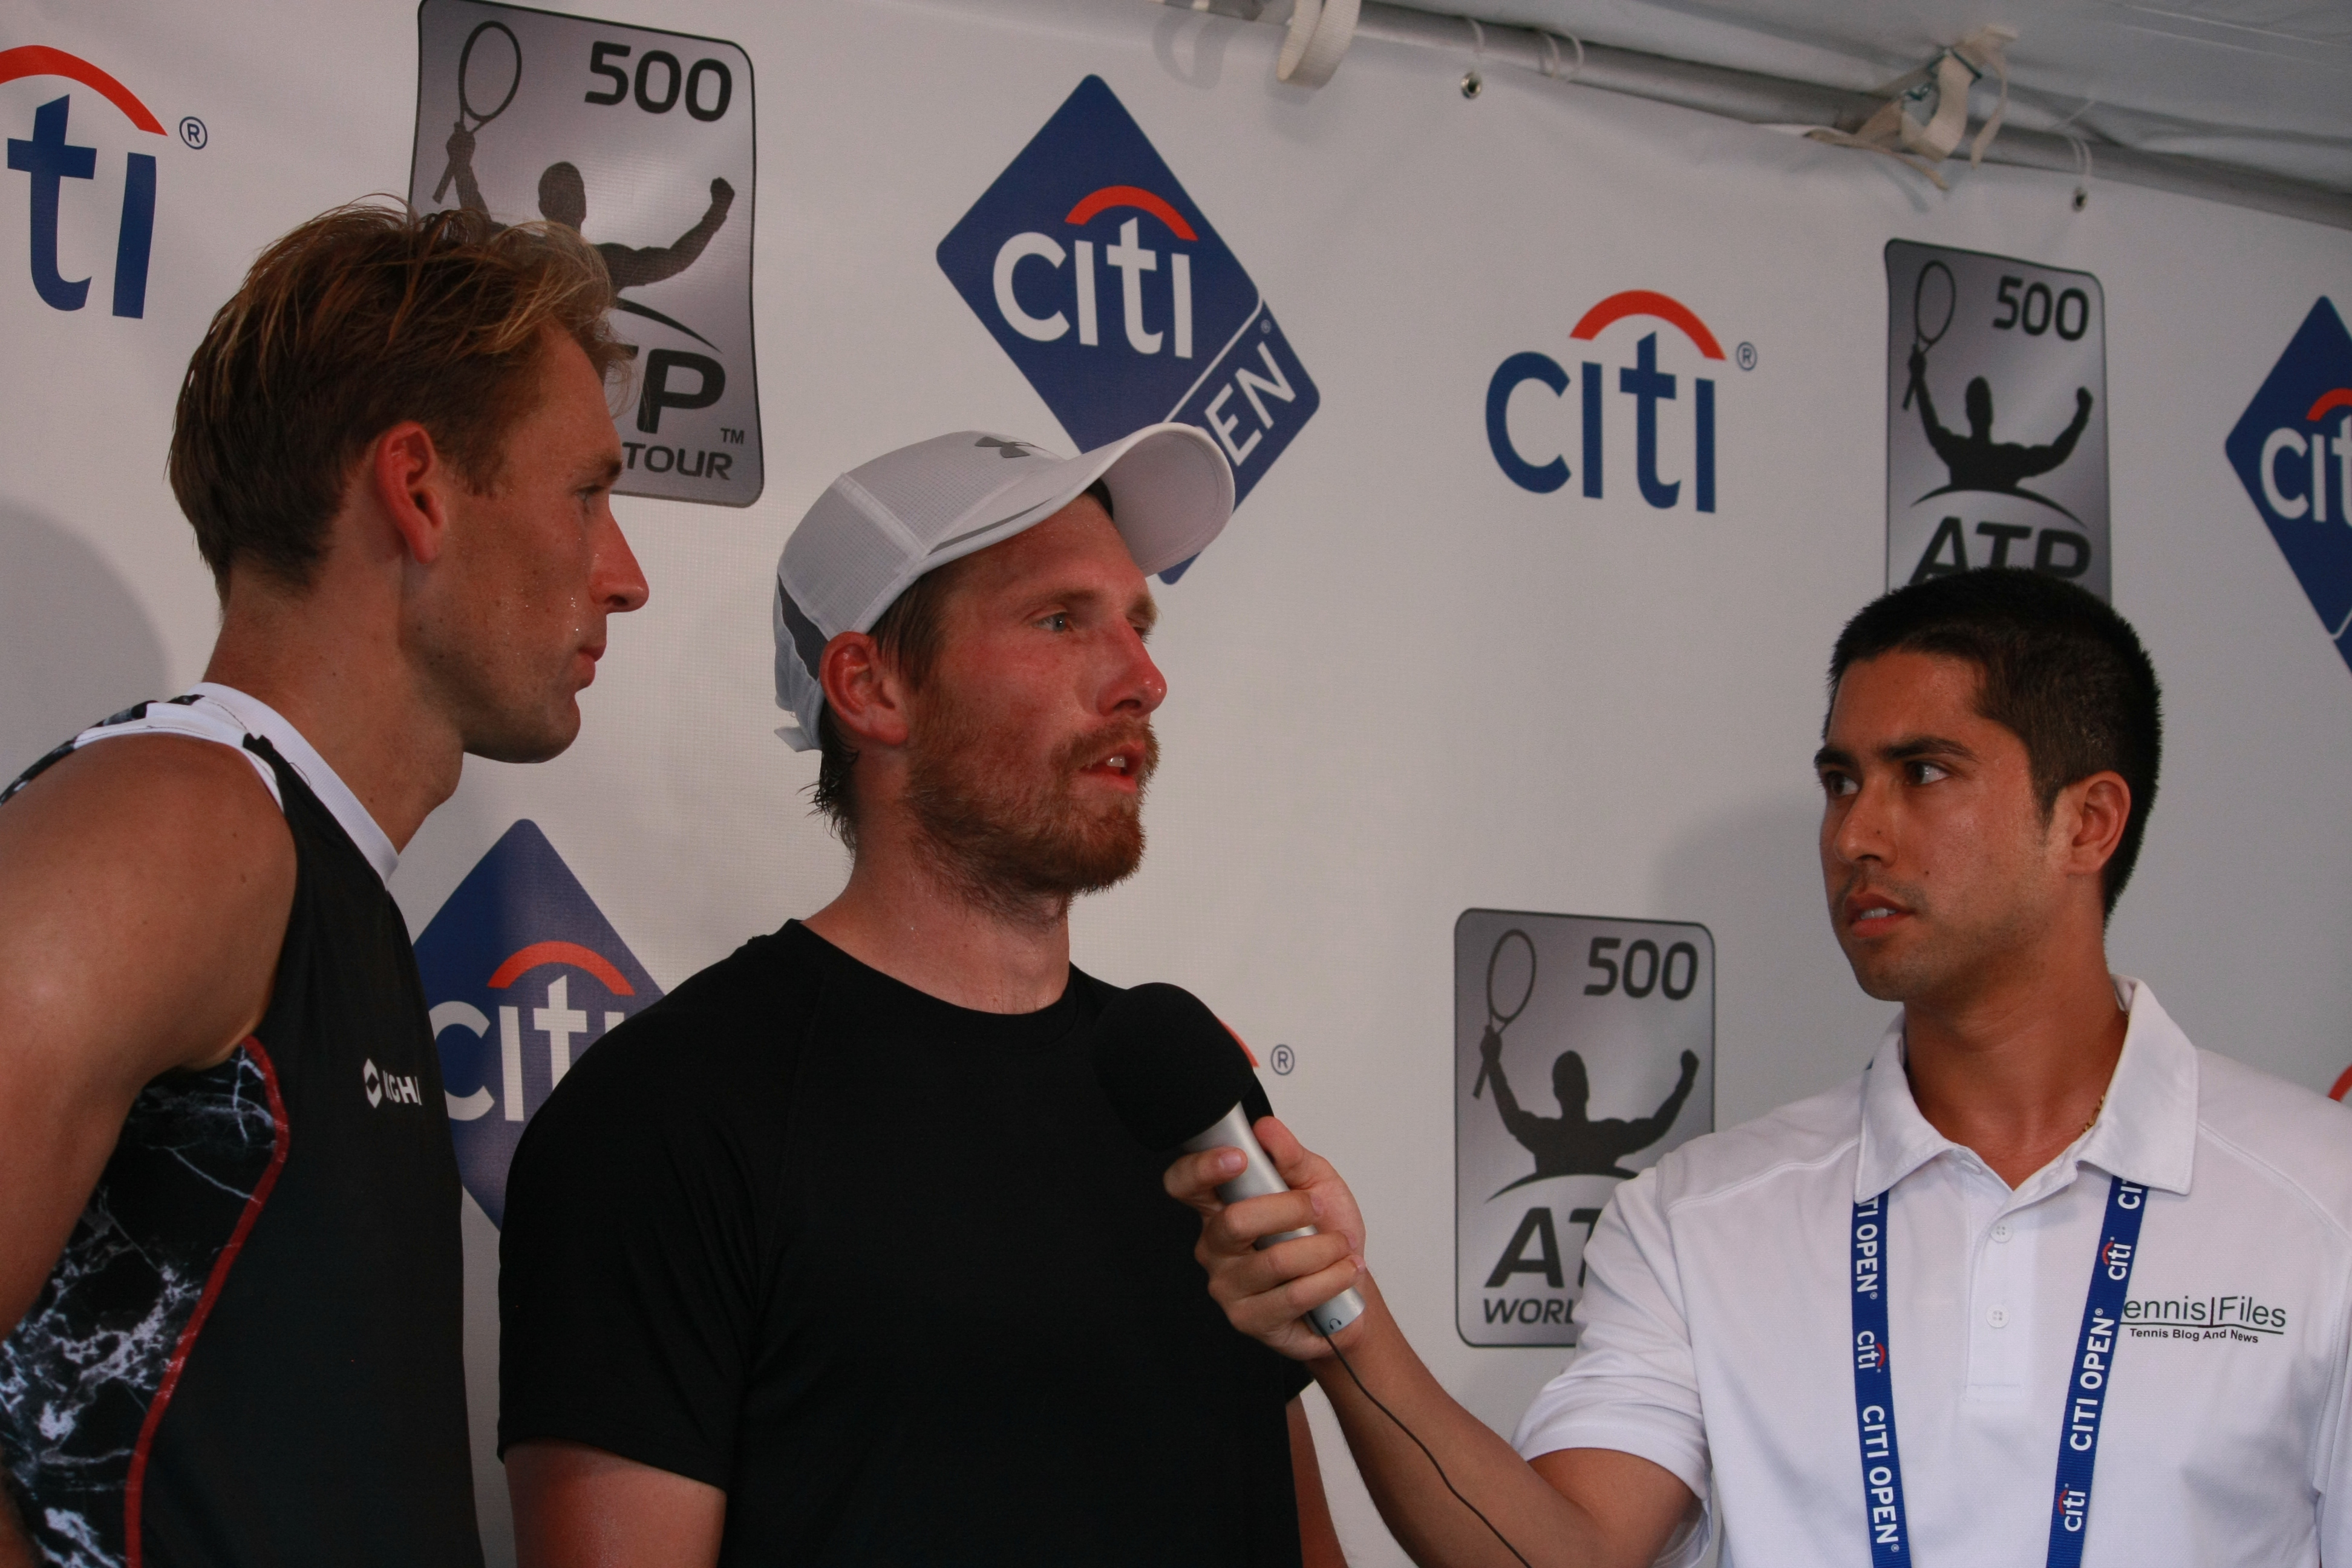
left=370, top=421, right=456, bottom=567
left=2057, top=770, right=2131, bottom=880
left=820, top=630, right=912, bottom=751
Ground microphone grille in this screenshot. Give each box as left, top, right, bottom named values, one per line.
left=1088, top=982, right=1257, bottom=1151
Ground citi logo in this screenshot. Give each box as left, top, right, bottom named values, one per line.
left=2255, top=392, right=2351, bottom=523
left=2226, top=298, right=2352, bottom=676
left=938, top=76, right=1320, bottom=524
left=362, top=1059, right=423, bottom=1109
left=432, top=939, right=635, bottom=1125
left=1486, top=291, right=1740, bottom=512
left=2, top=46, right=170, bottom=318
left=995, top=186, right=1198, bottom=361
left=414, top=820, right=663, bottom=1226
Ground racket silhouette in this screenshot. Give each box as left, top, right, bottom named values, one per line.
left=1471, top=929, right=1536, bottom=1100
left=433, top=21, right=522, bottom=203
left=1903, top=260, right=1955, bottom=411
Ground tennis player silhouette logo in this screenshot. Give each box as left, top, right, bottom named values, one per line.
left=1903, top=258, right=2096, bottom=521
left=1473, top=928, right=1700, bottom=1196
left=431, top=19, right=736, bottom=350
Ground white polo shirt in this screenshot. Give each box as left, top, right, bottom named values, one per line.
left=1515, top=979, right=2352, bottom=1567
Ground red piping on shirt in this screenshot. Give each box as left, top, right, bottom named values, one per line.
left=123, top=1038, right=290, bottom=1568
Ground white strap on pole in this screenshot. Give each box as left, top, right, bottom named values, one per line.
left=1806, top=24, right=2016, bottom=189
left=1278, top=0, right=1360, bottom=87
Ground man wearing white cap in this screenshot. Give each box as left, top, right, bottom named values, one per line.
left=497, top=426, right=1344, bottom=1566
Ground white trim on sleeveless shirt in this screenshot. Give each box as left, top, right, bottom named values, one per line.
left=68, top=682, right=397, bottom=885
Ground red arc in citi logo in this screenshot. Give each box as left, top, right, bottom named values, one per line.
left=1486, top=290, right=1730, bottom=511
left=437, top=939, right=638, bottom=1125
left=414, top=820, right=662, bottom=1226
left=1, top=45, right=166, bottom=318
left=937, top=74, right=1322, bottom=535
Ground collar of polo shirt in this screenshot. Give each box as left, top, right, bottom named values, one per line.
left=1855, top=978, right=2201, bottom=1206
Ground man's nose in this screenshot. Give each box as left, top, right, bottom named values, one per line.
left=1108, top=625, right=1166, bottom=715
left=1829, top=778, right=1892, bottom=866
left=596, top=514, right=651, bottom=614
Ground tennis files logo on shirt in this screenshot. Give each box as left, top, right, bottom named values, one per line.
left=936, top=76, right=1318, bottom=562
left=414, top=818, right=662, bottom=1225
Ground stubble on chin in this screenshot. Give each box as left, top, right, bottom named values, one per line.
left=903, top=714, right=1158, bottom=920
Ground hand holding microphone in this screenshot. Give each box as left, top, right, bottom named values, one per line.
left=1089, top=984, right=1367, bottom=1350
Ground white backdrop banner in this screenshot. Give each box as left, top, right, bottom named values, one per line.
left=5, top=5, right=2350, bottom=1563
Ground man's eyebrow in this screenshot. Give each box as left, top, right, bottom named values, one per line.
left=1882, top=735, right=1977, bottom=765
left=583, top=452, right=624, bottom=487
left=1131, top=592, right=1159, bottom=632
left=1813, top=735, right=1978, bottom=772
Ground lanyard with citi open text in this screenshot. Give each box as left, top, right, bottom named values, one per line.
left=1850, top=1166, right=2148, bottom=1567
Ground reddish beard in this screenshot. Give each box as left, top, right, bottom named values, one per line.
left=903, top=701, right=1160, bottom=911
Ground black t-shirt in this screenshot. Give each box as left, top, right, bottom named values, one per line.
left=500, top=921, right=1311, bottom=1566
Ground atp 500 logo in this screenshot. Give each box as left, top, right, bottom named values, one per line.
left=938, top=76, right=1319, bottom=553
left=1485, top=291, right=1737, bottom=512
left=2, top=46, right=173, bottom=319
left=2227, top=298, right=2352, bottom=677
left=414, top=819, right=662, bottom=1226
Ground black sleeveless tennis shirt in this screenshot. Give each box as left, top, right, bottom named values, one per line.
left=0, top=701, right=482, bottom=1567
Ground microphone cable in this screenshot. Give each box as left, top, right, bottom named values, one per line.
left=1316, top=1322, right=1535, bottom=1568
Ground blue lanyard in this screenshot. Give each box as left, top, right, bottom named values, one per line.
left=1849, top=1173, right=2148, bottom=1566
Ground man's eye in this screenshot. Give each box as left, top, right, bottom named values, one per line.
left=1037, top=612, right=1072, bottom=633
left=1820, top=773, right=1856, bottom=798
left=1908, top=760, right=1949, bottom=785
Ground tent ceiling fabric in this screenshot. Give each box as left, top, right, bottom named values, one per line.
left=1374, top=0, right=2352, bottom=192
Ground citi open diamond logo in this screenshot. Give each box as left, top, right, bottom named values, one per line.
left=936, top=76, right=1319, bottom=556
left=414, top=820, right=662, bottom=1226
left=2226, top=297, right=2352, bottom=675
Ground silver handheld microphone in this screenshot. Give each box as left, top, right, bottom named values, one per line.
left=1183, top=1104, right=1365, bottom=1334
left=1091, top=982, right=1364, bottom=1336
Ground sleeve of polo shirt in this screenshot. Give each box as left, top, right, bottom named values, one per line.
left=1511, top=1165, right=1711, bottom=1506
left=2316, top=1267, right=2352, bottom=1564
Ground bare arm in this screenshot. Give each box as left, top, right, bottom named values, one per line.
left=0, top=736, right=293, bottom=1336
left=508, top=1440, right=725, bottom=1568
left=1, top=1474, right=36, bottom=1568
left=1292, top=1396, right=1348, bottom=1568
left=1168, top=1120, right=1697, bottom=1567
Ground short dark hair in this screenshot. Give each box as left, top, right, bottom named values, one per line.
left=1827, top=569, right=2163, bottom=915
left=169, top=200, right=624, bottom=593
left=810, top=480, right=1116, bottom=849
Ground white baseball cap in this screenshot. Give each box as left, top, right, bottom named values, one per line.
left=772, top=423, right=1233, bottom=750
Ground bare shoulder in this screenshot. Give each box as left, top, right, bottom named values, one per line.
left=0, top=734, right=295, bottom=1074
left=1, top=731, right=293, bottom=890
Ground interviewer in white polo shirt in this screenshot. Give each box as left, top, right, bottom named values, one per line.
left=1168, top=568, right=2352, bottom=1567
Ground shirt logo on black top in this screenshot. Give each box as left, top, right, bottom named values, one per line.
left=414, top=819, right=663, bottom=1225
left=362, top=1057, right=422, bottom=1108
